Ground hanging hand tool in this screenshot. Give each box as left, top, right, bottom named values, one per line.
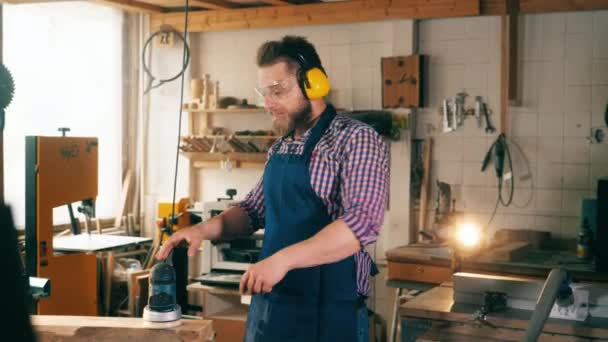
left=475, top=96, right=483, bottom=128
left=482, top=101, right=495, bottom=133
left=442, top=99, right=454, bottom=133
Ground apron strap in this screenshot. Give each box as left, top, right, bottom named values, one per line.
left=303, top=105, right=336, bottom=164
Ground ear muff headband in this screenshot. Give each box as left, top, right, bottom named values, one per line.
left=293, top=52, right=330, bottom=100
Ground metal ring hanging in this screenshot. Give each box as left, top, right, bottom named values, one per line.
left=141, top=27, right=190, bottom=94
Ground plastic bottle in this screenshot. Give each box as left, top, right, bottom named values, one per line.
left=577, top=218, right=593, bottom=260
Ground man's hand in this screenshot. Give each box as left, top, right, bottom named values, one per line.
left=156, top=225, right=205, bottom=260
left=239, top=253, right=289, bottom=295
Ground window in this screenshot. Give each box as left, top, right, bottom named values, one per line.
left=3, top=2, right=123, bottom=228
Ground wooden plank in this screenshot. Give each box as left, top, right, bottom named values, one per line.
left=507, top=0, right=518, bottom=104
left=485, top=241, right=531, bottom=261
left=190, top=0, right=235, bottom=9
left=105, top=252, right=115, bottom=315
left=480, top=0, right=507, bottom=15
left=129, top=270, right=150, bottom=316
left=150, top=0, right=480, bottom=32
left=211, top=318, right=246, bottom=342
left=500, top=14, right=509, bottom=134
left=387, top=261, right=452, bottom=284
left=114, top=169, right=133, bottom=230
left=136, top=274, right=150, bottom=317
left=31, top=315, right=213, bottom=342
left=94, top=0, right=166, bottom=13
left=258, top=0, right=292, bottom=6
left=520, top=0, right=608, bottom=12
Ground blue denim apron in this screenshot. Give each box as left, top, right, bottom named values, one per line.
left=244, top=106, right=361, bottom=342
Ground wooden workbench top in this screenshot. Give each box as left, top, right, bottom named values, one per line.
left=400, top=283, right=608, bottom=341
left=32, top=315, right=214, bottom=341
left=386, top=244, right=608, bottom=282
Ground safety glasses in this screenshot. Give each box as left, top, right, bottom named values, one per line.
left=254, top=79, right=297, bottom=101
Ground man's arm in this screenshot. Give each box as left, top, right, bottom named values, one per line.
left=157, top=176, right=266, bottom=259
left=278, top=219, right=360, bottom=268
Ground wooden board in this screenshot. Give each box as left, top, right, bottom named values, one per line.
left=31, top=315, right=214, bottom=342
left=381, top=55, right=423, bottom=108
left=493, top=229, right=551, bottom=249
left=486, top=241, right=531, bottom=262
left=53, top=234, right=152, bottom=252
left=150, top=0, right=480, bottom=33
left=387, top=261, right=452, bottom=284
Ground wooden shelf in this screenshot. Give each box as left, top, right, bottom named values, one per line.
left=181, top=151, right=267, bottom=169
left=183, top=107, right=266, bottom=114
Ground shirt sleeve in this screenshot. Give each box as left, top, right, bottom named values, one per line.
left=231, top=176, right=265, bottom=233
left=338, top=126, right=389, bottom=246
left=229, top=143, right=277, bottom=233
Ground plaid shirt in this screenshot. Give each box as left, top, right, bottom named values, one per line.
left=235, top=109, right=389, bottom=296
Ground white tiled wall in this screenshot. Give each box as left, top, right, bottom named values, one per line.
left=416, top=11, right=608, bottom=240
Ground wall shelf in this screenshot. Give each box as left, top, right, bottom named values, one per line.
left=181, top=151, right=267, bottom=169
left=182, top=107, right=266, bottom=114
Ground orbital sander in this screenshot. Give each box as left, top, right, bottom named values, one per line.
left=142, top=261, right=182, bottom=328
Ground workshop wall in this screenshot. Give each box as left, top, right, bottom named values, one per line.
left=415, top=11, right=608, bottom=240
left=145, top=19, right=414, bottom=330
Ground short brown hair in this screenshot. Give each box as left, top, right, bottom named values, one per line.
left=256, top=35, right=325, bottom=74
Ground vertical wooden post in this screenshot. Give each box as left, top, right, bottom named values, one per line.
left=500, top=0, right=519, bottom=134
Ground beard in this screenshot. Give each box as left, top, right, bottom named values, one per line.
left=272, top=100, right=312, bottom=136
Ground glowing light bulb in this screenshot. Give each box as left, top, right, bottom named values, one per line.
left=456, top=222, right=481, bottom=248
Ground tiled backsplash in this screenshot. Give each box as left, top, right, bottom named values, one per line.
left=416, top=11, right=608, bottom=239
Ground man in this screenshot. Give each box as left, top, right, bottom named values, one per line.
left=157, top=35, right=389, bottom=342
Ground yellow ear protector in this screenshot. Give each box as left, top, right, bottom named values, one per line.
left=294, top=53, right=330, bottom=100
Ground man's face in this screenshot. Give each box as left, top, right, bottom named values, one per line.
left=257, top=61, right=311, bottom=136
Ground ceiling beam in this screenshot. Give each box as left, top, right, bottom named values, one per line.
left=520, top=0, right=608, bottom=13
left=151, top=0, right=480, bottom=33
left=189, top=0, right=235, bottom=10
left=258, top=0, right=293, bottom=6
left=95, top=0, right=165, bottom=13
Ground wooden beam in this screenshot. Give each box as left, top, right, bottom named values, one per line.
left=480, top=0, right=507, bottom=15
left=507, top=0, right=518, bottom=103
left=95, top=0, right=166, bottom=14
left=519, top=0, right=608, bottom=13
left=499, top=0, right=518, bottom=134
left=31, top=315, right=214, bottom=342
left=151, top=0, right=480, bottom=32
left=190, top=0, right=236, bottom=10
left=258, top=0, right=293, bottom=6
left=500, top=15, right=509, bottom=134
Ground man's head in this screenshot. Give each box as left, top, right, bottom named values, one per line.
left=255, top=36, right=328, bottom=136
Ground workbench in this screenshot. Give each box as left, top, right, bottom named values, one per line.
left=31, top=315, right=214, bottom=341
left=399, top=283, right=608, bottom=341
left=385, top=242, right=608, bottom=341
left=386, top=243, right=608, bottom=285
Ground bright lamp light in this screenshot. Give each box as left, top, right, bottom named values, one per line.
left=455, top=222, right=481, bottom=248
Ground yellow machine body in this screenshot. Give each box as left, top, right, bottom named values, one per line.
left=157, top=198, right=191, bottom=243
left=26, top=136, right=99, bottom=315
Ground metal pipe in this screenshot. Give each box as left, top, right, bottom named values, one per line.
left=522, top=268, right=568, bottom=342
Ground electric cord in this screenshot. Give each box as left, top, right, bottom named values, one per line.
left=168, top=0, right=191, bottom=238
left=506, top=137, right=535, bottom=209
left=483, top=133, right=514, bottom=230
left=142, top=25, right=190, bottom=94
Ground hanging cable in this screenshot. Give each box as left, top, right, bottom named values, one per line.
left=482, top=133, right=514, bottom=229
left=141, top=26, right=190, bottom=94
left=167, top=0, right=191, bottom=238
